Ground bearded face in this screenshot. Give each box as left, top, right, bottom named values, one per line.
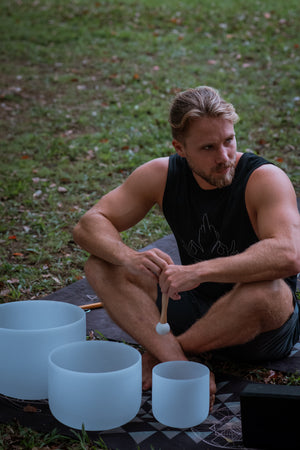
left=173, top=117, right=238, bottom=190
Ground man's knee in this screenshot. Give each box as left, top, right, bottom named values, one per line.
left=85, top=255, right=106, bottom=283
left=238, top=279, right=294, bottom=331
left=84, top=255, right=127, bottom=285
left=84, top=255, right=157, bottom=300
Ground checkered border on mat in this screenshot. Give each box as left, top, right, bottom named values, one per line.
left=0, top=380, right=249, bottom=450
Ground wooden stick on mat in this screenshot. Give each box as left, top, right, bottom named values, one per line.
left=80, top=302, right=103, bottom=310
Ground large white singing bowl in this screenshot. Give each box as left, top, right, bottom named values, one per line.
left=0, top=300, right=86, bottom=400
left=152, top=361, right=209, bottom=428
left=48, top=341, right=142, bottom=431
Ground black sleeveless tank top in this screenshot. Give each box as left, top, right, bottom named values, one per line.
left=163, top=152, right=297, bottom=302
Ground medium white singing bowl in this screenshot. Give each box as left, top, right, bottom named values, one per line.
left=0, top=300, right=86, bottom=400
left=152, top=361, right=209, bottom=428
left=48, top=341, right=142, bottom=431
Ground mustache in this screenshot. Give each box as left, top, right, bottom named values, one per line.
left=215, top=162, right=235, bottom=172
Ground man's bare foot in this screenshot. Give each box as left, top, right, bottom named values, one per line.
left=142, top=351, right=159, bottom=390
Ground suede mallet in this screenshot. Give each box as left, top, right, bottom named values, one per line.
left=156, top=293, right=170, bottom=335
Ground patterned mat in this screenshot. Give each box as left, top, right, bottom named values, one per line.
left=0, top=378, right=252, bottom=449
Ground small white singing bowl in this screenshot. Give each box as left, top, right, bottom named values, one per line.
left=0, top=300, right=86, bottom=400
left=48, top=341, right=142, bottom=431
left=152, top=361, right=210, bottom=428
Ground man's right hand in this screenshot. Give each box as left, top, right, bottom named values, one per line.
left=124, top=248, right=174, bottom=282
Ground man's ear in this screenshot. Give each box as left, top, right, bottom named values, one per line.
left=172, top=139, right=185, bottom=157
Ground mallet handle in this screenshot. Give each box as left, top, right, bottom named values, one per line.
left=80, top=302, right=103, bottom=310
left=160, top=293, right=169, bottom=324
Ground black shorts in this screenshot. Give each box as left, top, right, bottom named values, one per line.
left=156, top=286, right=300, bottom=362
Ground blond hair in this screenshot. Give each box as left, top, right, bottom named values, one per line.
left=169, top=86, right=239, bottom=142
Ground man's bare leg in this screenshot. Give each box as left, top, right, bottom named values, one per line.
left=84, top=256, right=188, bottom=388
left=177, top=280, right=294, bottom=355
left=85, top=256, right=217, bottom=406
left=84, top=258, right=293, bottom=407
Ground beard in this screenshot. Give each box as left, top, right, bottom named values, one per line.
left=187, top=155, right=237, bottom=189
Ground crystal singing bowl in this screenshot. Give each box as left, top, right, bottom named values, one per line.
left=48, top=341, right=142, bottom=431
left=152, top=361, right=210, bottom=428
left=0, top=300, right=86, bottom=400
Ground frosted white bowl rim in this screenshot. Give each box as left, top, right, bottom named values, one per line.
left=0, top=300, right=84, bottom=333
left=49, top=340, right=141, bottom=375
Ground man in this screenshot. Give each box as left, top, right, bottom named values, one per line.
left=73, top=86, right=300, bottom=406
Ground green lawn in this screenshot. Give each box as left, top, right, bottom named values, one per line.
left=1, top=0, right=299, bottom=300
left=0, top=0, right=299, bottom=447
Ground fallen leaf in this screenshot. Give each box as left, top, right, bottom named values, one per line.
left=24, top=404, right=38, bottom=413
left=89, top=330, right=96, bottom=340
left=85, top=149, right=95, bottom=160
left=133, top=73, right=140, bottom=80
left=75, top=275, right=83, bottom=280
left=7, top=278, right=19, bottom=284
left=57, top=186, right=67, bottom=193
left=170, top=17, right=182, bottom=25
left=33, top=190, right=42, bottom=198
left=62, top=129, right=73, bottom=137
left=8, top=235, right=17, bottom=240
left=258, top=139, right=267, bottom=145
left=0, top=288, right=10, bottom=296
left=264, top=370, right=276, bottom=383
left=51, top=276, right=61, bottom=284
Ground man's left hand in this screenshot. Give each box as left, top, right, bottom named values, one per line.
left=159, top=264, right=201, bottom=300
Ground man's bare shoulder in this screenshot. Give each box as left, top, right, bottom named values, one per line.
left=137, top=156, right=169, bottom=173
left=247, top=163, right=296, bottom=199
left=127, top=157, right=169, bottom=206
left=246, top=162, right=299, bottom=237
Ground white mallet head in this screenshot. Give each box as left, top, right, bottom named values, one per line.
left=156, top=321, right=170, bottom=335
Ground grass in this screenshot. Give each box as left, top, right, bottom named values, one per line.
left=0, top=0, right=300, bottom=447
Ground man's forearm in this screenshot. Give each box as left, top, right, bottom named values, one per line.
left=196, top=238, right=299, bottom=285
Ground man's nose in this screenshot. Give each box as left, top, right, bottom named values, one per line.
left=216, top=145, right=230, bottom=164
